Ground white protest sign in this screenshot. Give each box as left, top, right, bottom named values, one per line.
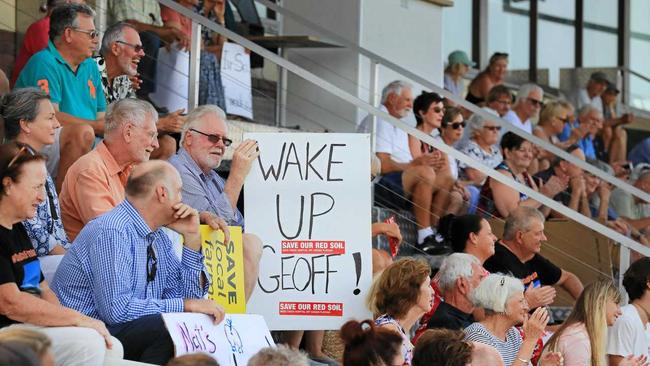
left=162, top=313, right=274, bottom=365
left=149, top=46, right=189, bottom=113
left=221, top=42, right=253, bottom=119
left=244, top=133, right=372, bottom=330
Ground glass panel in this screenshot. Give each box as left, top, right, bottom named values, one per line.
left=583, top=29, right=617, bottom=67
left=538, top=19, right=575, bottom=87
left=583, top=0, right=618, bottom=28
left=487, top=0, right=529, bottom=70
left=630, top=0, right=650, bottom=111
left=442, top=0, right=472, bottom=61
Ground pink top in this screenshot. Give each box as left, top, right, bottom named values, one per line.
left=554, top=323, right=592, bottom=366
left=160, top=5, right=192, bottom=38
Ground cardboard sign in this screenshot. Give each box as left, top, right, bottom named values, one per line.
left=244, top=133, right=373, bottom=330
left=201, top=225, right=246, bottom=314
left=221, top=42, right=253, bottom=119
left=162, top=313, right=274, bottom=365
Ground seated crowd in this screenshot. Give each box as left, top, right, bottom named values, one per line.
left=1, top=2, right=650, bottom=366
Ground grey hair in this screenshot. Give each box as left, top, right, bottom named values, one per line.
left=104, top=99, right=158, bottom=135
left=471, top=273, right=524, bottom=313
left=380, top=80, right=413, bottom=105
left=49, top=3, right=96, bottom=42
left=578, top=104, right=602, bottom=119
left=0, top=88, right=51, bottom=140
left=502, top=206, right=545, bottom=241
left=514, top=83, right=543, bottom=105
left=437, top=253, right=481, bottom=292
left=248, top=345, right=310, bottom=366
left=180, top=104, right=227, bottom=145
left=466, top=107, right=498, bottom=139
left=100, top=22, right=137, bottom=55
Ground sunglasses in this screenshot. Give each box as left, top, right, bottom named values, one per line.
left=117, top=40, right=145, bottom=53
left=432, top=107, right=445, bottom=114
left=445, top=121, right=466, bottom=130
left=484, top=125, right=502, bottom=132
left=527, top=97, right=544, bottom=107
left=71, top=27, right=99, bottom=39
left=7, top=146, right=27, bottom=168
left=146, top=242, right=157, bottom=283
left=190, top=128, right=232, bottom=146
left=556, top=116, right=570, bottom=124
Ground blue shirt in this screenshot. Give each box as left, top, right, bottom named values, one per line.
left=23, top=174, right=70, bottom=256
left=629, top=137, right=650, bottom=166
left=169, top=148, right=244, bottom=227
left=15, top=41, right=106, bottom=120
left=51, top=200, right=208, bottom=325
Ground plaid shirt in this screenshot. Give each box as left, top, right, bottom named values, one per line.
left=51, top=200, right=208, bottom=325
left=107, top=0, right=163, bottom=27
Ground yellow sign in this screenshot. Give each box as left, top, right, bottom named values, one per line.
left=201, top=225, right=246, bottom=313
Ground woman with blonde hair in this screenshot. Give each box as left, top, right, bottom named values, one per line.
left=368, top=258, right=433, bottom=365
left=0, top=328, right=54, bottom=366
left=542, top=280, right=647, bottom=366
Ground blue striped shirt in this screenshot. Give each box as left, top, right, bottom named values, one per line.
left=51, top=200, right=208, bottom=325
left=169, top=148, right=244, bottom=227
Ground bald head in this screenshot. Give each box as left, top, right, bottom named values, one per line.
left=126, top=160, right=180, bottom=200
left=471, top=342, right=504, bottom=366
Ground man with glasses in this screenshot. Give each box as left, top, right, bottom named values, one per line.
left=95, top=21, right=184, bottom=160
left=52, top=160, right=224, bottom=364
left=503, top=83, right=544, bottom=135
left=15, top=3, right=105, bottom=191
left=58, top=98, right=160, bottom=241
left=169, top=105, right=263, bottom=302
left=486, top=85, right=514, bottom=118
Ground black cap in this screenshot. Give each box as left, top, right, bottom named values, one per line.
left=590, top=71, right=610, bottom=84
left=604, top=81, right=620, bottom=94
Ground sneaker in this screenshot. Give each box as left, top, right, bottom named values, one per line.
left=419, top=234, right=452, bottom=255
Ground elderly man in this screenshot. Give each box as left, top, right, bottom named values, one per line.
left=15, top=3, right=103, bottom=190
left=574, top=71, right=609, bottom=110
left=59, top=98, right=159, bottom=241
left=168, top=105, right=262, bottom=300
left=484, top=207, right=583, bottom=309
left=52, top=160, right=224, bottom=364
left=357, top=80, right=449, bottom=254
left=96, top=22, right=184, bottom=159
left=427, top=253, right=484, bottom=331
left=107, top=0, right=189, bottom=102
left=503, top=83, right=543, bottom=134
left=610, top=170, right=650, bottom=232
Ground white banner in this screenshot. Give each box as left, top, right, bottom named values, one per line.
left=221, top=42, right=253, bottom=119
left=162, top=313, right=274, bottom=365
left=149, top=45, right=189, bottom=113
left=244, top=133, right=373, bottom=330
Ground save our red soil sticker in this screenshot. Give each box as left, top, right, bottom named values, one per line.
left=280, top=240, right=346, bottom=255
left=279, top=301, right=343, bottom=316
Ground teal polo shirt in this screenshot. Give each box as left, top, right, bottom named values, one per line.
left=15, top=41, right=106, bottom=120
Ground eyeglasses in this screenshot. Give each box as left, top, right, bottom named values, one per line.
left=7, top=146, right=27, bottom=168
left=484, top=125, right=502, bottom=132
left=71, top=27, right=99, bottom=39
left=445, top=121, right=466, bottom=130
left=146, top=241, right=157, bottom=283
left=527, top=98, right=544, bottom=107
left=190, top=128, right=232, bottom=146
left=116, top=40, right=145, bottom=53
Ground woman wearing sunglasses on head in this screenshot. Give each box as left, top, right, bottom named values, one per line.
left=0, top=143, right=121, bottom=365
left=341, top=319, right=407, bottom=366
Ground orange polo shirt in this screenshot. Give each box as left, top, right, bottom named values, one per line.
left=59, top=141, right=133, bottom=241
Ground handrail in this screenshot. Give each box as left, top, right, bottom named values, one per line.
left=250, top=0, right=650, bottom=205
left=157, top=0, right=650, bottom=262
left=621, top=67, right=650, bottom=85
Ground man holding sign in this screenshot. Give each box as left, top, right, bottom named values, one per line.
left=169, top=105, right=262, bottom=301
left=52, top=161, right=225, bottom=364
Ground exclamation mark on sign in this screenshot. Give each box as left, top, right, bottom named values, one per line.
left=353, top=252, right=361, bottom=295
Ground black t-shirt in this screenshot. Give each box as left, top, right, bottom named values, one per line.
left=0, top=223, right=44, bottom=328
left=483, top=241, right=562, bottom=288
left=427, top=301, right=474, bottom=331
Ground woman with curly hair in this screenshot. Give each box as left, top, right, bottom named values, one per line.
left=367, top=258, right=433, bottom=365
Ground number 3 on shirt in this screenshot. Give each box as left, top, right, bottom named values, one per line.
left=37, top=79, right=49, bottom=95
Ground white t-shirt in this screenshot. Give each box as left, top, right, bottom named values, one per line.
left=606, top=304, right=650, bottom=358
left=358, top=105, right=413, bottom=164
left=575, top=88, right=604, bottom=112
left=503, top=110, right=533, bottom=134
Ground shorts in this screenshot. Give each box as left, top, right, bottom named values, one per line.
left=374, top=172, right=409, bottom=210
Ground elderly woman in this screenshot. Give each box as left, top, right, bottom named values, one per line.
left=1, top=88, right=70, bottom=279
left=464, top=274, right=558, bottom=366
left=466, top=52, right=509, bottom=106
left=368, top=258, right=433, bottom=365
left=0, top=144, right=121, bottom=365
left=478, top=132, right=566, bottom=218
left=458, top=108, right=503, bottom=186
